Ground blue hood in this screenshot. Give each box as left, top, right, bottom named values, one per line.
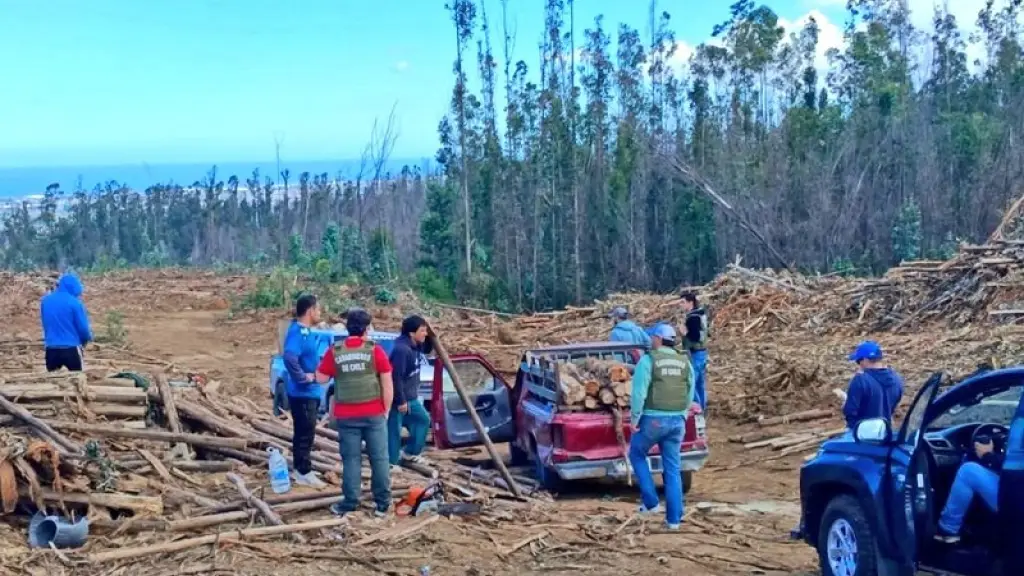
left=57, top=273, right=84, bottom=298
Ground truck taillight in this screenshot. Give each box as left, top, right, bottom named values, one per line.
left=695, top=413, right=706, bottom=438
left=551, top=424, right=564, bottom=449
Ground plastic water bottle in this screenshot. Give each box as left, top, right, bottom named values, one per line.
left=267, top=447, right=291, bottom=494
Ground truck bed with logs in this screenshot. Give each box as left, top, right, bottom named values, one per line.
left=510, top=342, right=708, bottom=492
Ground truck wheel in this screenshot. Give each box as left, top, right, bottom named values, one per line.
left=817, top=495, right=878, bottom=576
left=533, top=442, right=563, bottom=493
left=683, top=471, right=693, bottom=495
left=272, top=381, right=289, bottom=416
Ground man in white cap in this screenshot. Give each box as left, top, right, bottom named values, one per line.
left=628, top=322, right=694, bottom=530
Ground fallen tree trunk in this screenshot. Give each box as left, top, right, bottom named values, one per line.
left=0, top=394, right=82, bottom=454
left=226, top=472, right=304, bottom=544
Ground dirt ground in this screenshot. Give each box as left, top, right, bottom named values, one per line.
left=9, top=269, right=1017, bottom=575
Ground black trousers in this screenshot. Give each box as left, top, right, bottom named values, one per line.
left=289, top=396, right=319, bottom=475
left=45, top=347, right=83, bottom=372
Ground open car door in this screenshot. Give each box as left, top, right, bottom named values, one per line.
left=431, top=355, right=516, bottom=449
left=999, top=392, right=1024, bottom=569
left=885, top=372, right=943, bottom=574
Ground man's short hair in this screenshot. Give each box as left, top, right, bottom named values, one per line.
left=609, top=306, right=629, bottom=320
left=295, top=294, right=318, bottom=318
left=401, top=315, right=427, bottom=336
left=345, top=307, right=373, bottom=337
left=680, top=292, right=699, bottom=306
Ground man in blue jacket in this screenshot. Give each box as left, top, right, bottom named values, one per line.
left=387, top=315, right=434, bottom=465
left=40, top=272, right=93, bottom=372
left=283, top=294, right=327, bottom=489
left=843, top=340, right=904, bottom=429
left=609, top=307, right=650, bottom=363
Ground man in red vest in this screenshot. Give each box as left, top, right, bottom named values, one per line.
left=316, top=308, right=394, bottom=517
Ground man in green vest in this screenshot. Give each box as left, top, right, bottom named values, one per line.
left=628, top=323, right=695, bottom=530
left=315, top=308, right=395, bottom=517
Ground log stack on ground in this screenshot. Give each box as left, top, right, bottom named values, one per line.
left=0, top=363, right=541, bottom=566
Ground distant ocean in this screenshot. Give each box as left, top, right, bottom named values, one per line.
left=0, top=158, right=434, bottom=198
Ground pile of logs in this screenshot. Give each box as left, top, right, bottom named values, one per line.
left=0, top=365, right=540, bottom=565
left=0, top=371, right=149, bottom=429
left=558, top=359, right=632, bottom=410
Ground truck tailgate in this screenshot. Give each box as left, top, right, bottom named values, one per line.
left=550, top=408, right=704, bottom=462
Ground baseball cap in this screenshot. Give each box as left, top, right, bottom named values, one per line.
left=848, top=341, right=883, bottom=362
left=646, top=323, right=677, bottom=341
left=609, top=306, right=629, bottom=320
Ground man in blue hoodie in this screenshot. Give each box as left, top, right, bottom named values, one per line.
left=40, top=272, right=93, bottom=372
left=609, top=307, right=650, bottom=363
left=843, top=341, right=904, bottom=429
left=282, top=294, right=327, bottom=489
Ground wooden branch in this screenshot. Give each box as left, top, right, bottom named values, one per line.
left=353, top=514, right=439, bottom=547
left=155, top=374, right=191, bottom=459
left=48, top=420, right=258, bottom=451
left=225, top=472, right=305, bottom=544
left=24, top=487, right=163, bottom=515
left=87, top=518, right=345, bottom=563
left=426, top=323, right=522, bottom=499
left=0, top=394, right=82, bottom=454
left=756, top=409, right=833, bottom=427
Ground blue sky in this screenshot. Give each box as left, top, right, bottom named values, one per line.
left=0, top=1, right=863, bottom=168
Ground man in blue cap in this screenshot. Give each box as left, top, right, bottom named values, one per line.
left=608, top=306, right=650, bottom=363
left=843, top=340, right=904, bottom=429
left=628, top=322, right=695, bottom=530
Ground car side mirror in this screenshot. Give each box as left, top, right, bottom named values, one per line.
left=853, top=418, right=891, bottom=444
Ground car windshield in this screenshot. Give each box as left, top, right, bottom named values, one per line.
left=928, top=386, right=1023, bottom=430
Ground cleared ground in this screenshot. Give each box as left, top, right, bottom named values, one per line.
left=7, top=269, right=1016, bottom=575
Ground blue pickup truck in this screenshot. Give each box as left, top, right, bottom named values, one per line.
left=268, top=325, right=433, bottom=417
left=794, top=366, right=1024, bottom=576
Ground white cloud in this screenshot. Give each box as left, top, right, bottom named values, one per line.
left=778, top=9, right=845, bottom=72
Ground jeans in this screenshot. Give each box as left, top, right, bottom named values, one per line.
left=387, top=399, right=431, bottom=465
left=691, top=350, right=708, bottom=410
left=938, top=461, right=1000, bottom=534
left=628, top=415, right=685, bottom=525
left=336, top=415, right=391, bottom=512
left=289, top=397, right=319, bottom=475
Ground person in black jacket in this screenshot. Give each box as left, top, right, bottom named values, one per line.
left=386, top=315, right=434, bottom=465
left=935, top=434, right=1004, bottom=543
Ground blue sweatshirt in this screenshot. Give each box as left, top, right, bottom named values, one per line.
left=843, top=367, right=904, bottom=428
left=630, top=348, right=696, bottom=427
left=282, top=320, right=322, bottom=399
left=40, top=273, right=93, bottom=349
left=610, top=320, right=652, bottom=348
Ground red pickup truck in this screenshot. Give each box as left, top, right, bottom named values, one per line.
left=429, top=342, right=708, bottom=492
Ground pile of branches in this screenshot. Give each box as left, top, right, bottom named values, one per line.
left=0, top=365, right=540, bottom=568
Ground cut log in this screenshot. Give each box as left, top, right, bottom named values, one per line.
left=583, top=396, right=598, bottom=410
left=756, top=408, right=833, bottom=427
left=0, top=394, right=82, bottom=454
left=87, top=518, right=345, bottom=563
left=47, top=421, right=257, bottom=451
left=154, top=374, right=191, bottom=460
left=598, top=387, right=617, bottom=406
left=26, top=488, right=163, bottom=515
left=583, top=380, right=601, bottom=398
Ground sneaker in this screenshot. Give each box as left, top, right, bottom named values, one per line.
left=934, top=532, right=961, bottom=544
left=638, top=503, right=662, bottom=515
left=666, top=523, right=681, bottom=530
left=329, top=502, right=354, bottom=517
left=402, top=452, right=432, bottom=466
left=373, top=505, right=389, bottom=518
left=293, top=471, right=327, bottom=489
